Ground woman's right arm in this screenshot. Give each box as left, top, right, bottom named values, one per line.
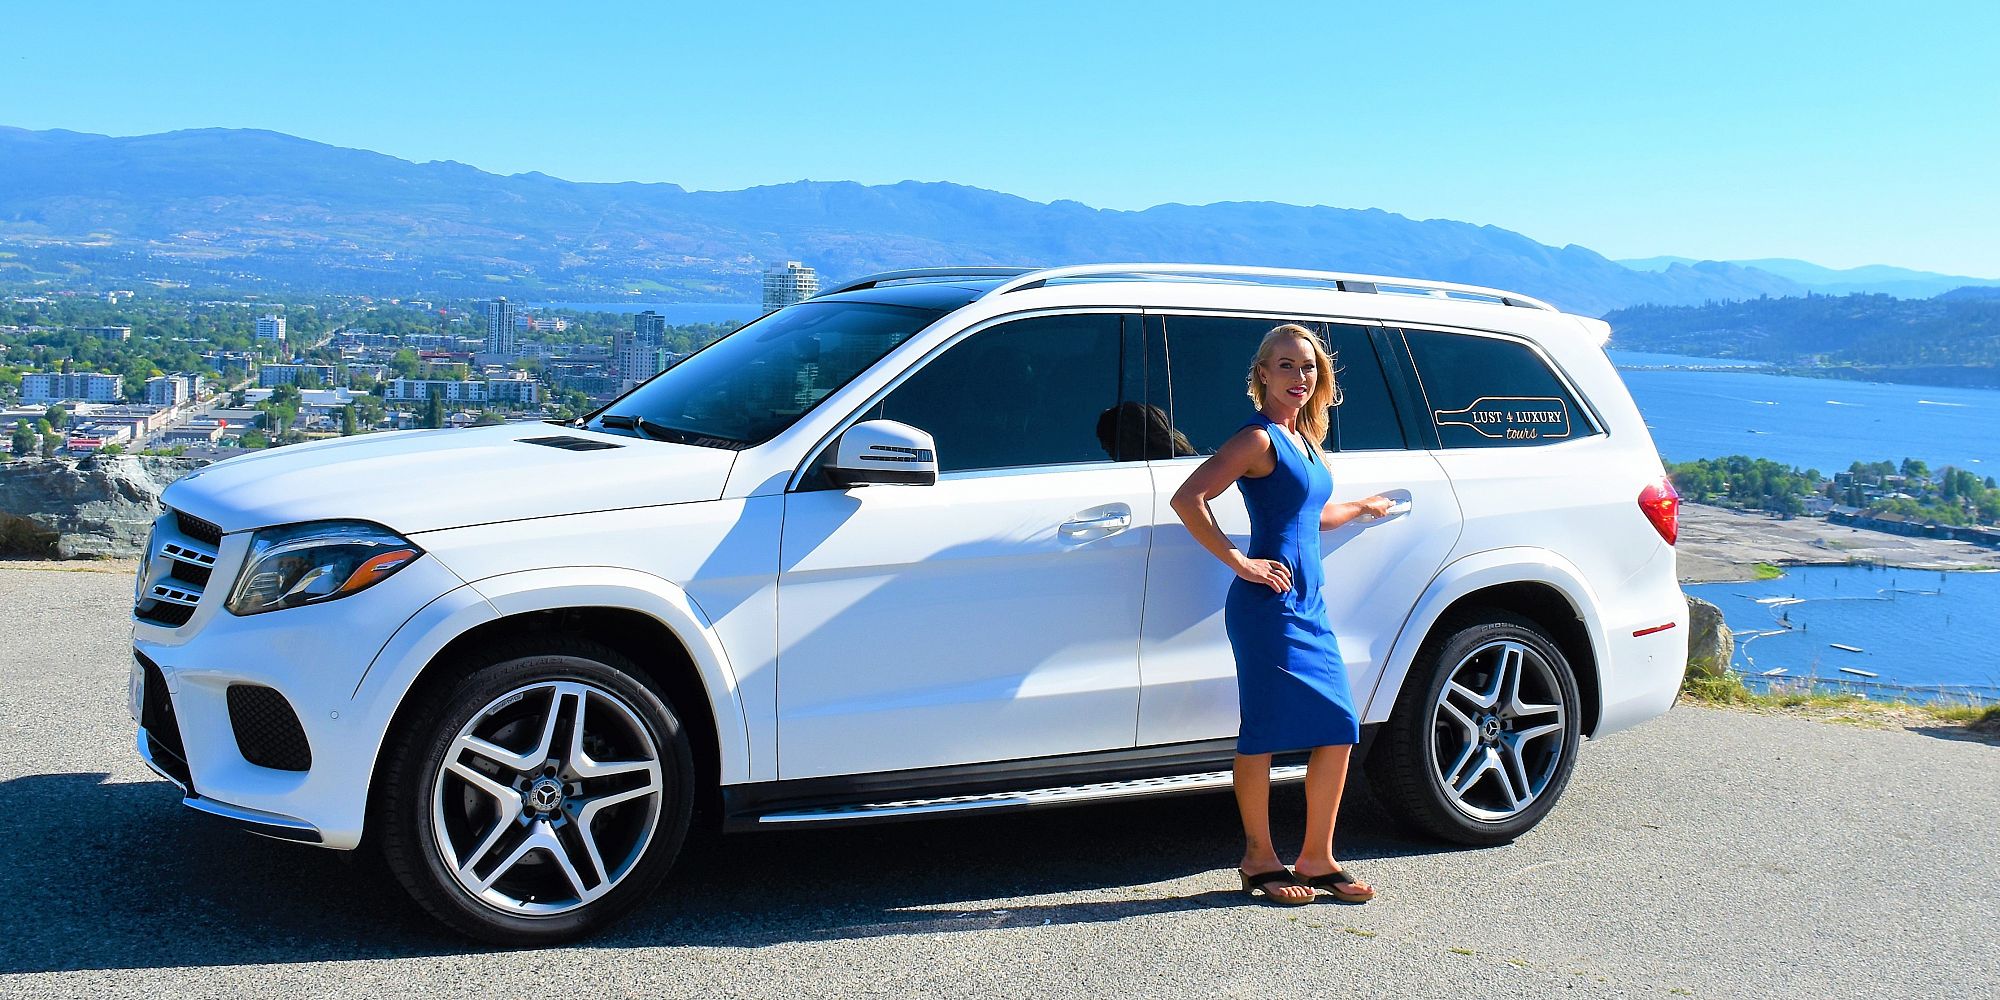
left=1168, top=428, right=1292, bottom=594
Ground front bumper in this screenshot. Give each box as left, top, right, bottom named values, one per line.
left=130, top=549, right=485, bottom=850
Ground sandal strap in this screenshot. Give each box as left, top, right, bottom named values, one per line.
left=1243, top=868, right=1305, bottom=890
left=1305, top=868, right=1360, bottom=888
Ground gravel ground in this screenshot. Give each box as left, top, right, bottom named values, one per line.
left=2, top=567, right=1996, bottom=999
left=1676, top=503, right=2000, bottom=584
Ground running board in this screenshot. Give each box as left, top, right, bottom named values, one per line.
left=756, top=763, right=1308, bottom=825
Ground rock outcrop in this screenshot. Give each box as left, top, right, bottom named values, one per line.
left=0, top=456, right=208, bottom=558
left=1683, top=595, right=1734, bottom=680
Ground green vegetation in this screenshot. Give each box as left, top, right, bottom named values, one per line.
left=1752, top=562, right=1784, bottom=580
left=1680, top=671, right=1999, bottom=736
left=1607, top=292, right=2000, bottom=385
left=1672, top=453, right=2000, bottom=527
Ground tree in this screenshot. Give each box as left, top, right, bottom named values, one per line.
left=424, top=392, right=445, bottom=430
left=298, top=367, right=323, bottom=390
left=241, top=429, right=270, bottom=449
left=390, top=349, right=423, bottom=379
left=1900, top=457, right=1929, bottom=481
left=39, top=431, right=59, bottom=458
left=11, top=420, right=35, bottom=457
left=42, top=404, right=68, bottom=430
left=341, top=404, right=358, bottom=437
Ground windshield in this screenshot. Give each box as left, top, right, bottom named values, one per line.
left=592, top=300, right=946, bottom=448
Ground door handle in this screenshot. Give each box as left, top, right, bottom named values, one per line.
left=1062, top=513, right=1131, bottom=532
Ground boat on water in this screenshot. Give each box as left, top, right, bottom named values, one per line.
left=1829, top=643, right=1865, bottom=653
left=1761, top=667, right=1789, bottom=676
left=1839, top=667, right=1879, bottom=678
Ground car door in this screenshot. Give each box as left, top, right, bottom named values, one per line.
left=1137, top=314, right=1464, bottom=747
left=776, top=312, right=1151, bottom=779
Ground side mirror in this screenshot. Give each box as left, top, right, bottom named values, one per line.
left=826, top=419, right=939, bottom=487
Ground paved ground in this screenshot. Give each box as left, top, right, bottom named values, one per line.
left=2, top=565, right=1996, bottom=999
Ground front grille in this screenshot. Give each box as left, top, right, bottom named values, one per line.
left=137, top=651, right=193, bottom=792
left=136, top=507, right=222, bottom=629
left=227, top=685, right=312, bottom=771
left=175, top=511, right=223, bottom=546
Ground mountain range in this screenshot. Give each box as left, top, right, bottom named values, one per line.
left=1617, top=256, right=1999, bottom=299
left=0, top=125, right=1946, bottom=315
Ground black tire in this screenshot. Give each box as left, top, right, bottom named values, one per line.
left=1366, top=609, right=1582, bottom=846
left=375, top=636, right=695, bottom=944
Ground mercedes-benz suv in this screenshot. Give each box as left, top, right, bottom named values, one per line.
left=130, top=263, right=1688, bottom=943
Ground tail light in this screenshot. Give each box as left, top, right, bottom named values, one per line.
left=1638, top=477, right=1680, bottom=545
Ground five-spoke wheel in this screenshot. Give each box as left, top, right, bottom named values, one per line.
left=377, top=639, right=694, bottom=944
left=1369, top=610, right=1582, bottom=845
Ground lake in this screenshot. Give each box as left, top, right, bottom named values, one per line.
left=1610, top=351, right=2000, bottom=701
left=1609, top=350, right=2000, bottom=475
left=525, top=302, right=764, bottom=325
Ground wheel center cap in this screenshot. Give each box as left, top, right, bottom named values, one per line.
left=528, top=777, right=565, bottom=814
left=1482, top=717, right=1502, bottom=742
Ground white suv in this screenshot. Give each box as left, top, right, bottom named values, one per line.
left=129, top=264, right=1688, bottom=943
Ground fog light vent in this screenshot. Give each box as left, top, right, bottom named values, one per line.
left=226, top=685, right=312, bottom=771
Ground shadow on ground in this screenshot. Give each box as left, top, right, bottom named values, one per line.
left=4, top=770, right=1454, bottom=972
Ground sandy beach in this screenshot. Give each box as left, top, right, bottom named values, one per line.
left=1675, top=502, right=2000, bottom=583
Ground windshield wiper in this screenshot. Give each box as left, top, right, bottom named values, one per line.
left=597, top=413, right=744, bottom=449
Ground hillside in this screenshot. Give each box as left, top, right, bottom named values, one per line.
left=1605, top=291, right=2000, bottom=386
left=0, top=126, right=1805, bottom=314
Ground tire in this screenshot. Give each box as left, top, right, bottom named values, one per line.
left=1366, top=609, right=1582, bottom=846
left=375, top=636, right=695, bottom=944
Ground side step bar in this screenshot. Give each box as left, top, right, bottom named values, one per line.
left=756, top=763, right=1308, bottom=826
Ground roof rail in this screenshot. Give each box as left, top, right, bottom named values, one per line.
left=988, top=263, right=1558, bottom=312
left=817, top=267, right=1035, bottom=298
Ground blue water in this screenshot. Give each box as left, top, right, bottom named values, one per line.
left=1685, top=565, right=2000, bottom=697
left=525, top=301, right=764, bottom=324
left=1610, top=351, right=2000, bottom=699
left=1609, top=351, right=2000, bottom=475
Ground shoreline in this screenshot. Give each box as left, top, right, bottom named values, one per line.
left=1675, top=502, right=2000, bottom=583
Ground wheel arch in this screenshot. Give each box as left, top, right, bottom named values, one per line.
left=358, top=569, right=754, bottom=845
left=1363, top=548, right=1608, bottom=737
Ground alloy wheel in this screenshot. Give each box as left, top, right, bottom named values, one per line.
left=430, top=680, right=664, bottom=916
left=1429, top=639, right=1569, bottom=823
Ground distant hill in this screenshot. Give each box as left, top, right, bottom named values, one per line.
left=1604, top=291, right=2000, bottom=388
left=0, top=126, right=1806, bottom=314
left=1619, top=255, right=1999, bottom=299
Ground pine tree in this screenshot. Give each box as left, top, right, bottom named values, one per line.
left=341, top=404, right=358, bottom=437
left=424, top=392, right=445, bottom=430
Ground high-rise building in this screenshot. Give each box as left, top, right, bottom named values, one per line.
left=145, top=372, right=204, bottom=407
left=485, top=298, right=516, bottom=357
left=762, top=261, right=819, bottom=313
left=256, top=314, right=287, bottom=342
left=615, top=310, right=671, bottom=392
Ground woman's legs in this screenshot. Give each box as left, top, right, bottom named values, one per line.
left=1233, top=752, right=1312, bottom=902
left=1292, top=743, right=1370, bottom=891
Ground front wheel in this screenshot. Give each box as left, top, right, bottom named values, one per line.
left=1367, top=610, right=1582, bottom=845
left=375, top=638, right=695, bottom=944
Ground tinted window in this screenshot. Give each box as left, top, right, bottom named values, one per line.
left=1163, top=316, right=1405, bottom=454
left=1400, top=328, right=1591, bottom=448
left=599, top=300, right=943, bottom=448
left=863, top=313, right=1127, bottom=473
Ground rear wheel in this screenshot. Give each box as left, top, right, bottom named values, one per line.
left=376, top=637, right=694, bottom=944
left=1368, top=610, right=1581, bottom=845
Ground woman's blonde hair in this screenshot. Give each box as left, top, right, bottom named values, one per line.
left=1245, top=323, right=1342, bottom=451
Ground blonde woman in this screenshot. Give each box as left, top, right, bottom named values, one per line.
left=1169, top=324, right=1394, bottom=905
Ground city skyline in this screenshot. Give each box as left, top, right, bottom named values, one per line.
left=5, top=2, right=1998, bottom=276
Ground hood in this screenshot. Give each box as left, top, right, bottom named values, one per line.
left=161, top=423, right=737, bottom=535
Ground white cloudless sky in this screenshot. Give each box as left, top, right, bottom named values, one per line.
left=6, top=0, right=1997, bottom=275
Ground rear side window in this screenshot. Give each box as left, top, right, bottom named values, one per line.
left=1162, top=315, right=1405, bottom=454
left=1399, top=328, right=1591, bottom=448
left=863, top=313, right=1128, bottom=473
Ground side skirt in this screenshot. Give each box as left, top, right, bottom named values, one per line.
left=721, top=729, right=1375, bottom=831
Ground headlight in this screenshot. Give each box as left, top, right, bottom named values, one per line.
left=226, top=521, right=422, bottom=616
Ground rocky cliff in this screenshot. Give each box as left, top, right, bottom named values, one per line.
left=0, top=456, right=207, bottom=558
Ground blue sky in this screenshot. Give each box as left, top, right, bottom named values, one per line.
left=7, top=1, right=1997, bottom=275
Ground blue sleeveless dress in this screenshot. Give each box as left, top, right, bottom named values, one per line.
left=1224, top=413, right=1362, bottom=754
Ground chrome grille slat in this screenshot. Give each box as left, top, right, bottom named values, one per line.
left=135, top=507, right=226, bottom=628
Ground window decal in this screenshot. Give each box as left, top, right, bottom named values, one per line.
left=1433, top=396, right=1571, bottom=442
